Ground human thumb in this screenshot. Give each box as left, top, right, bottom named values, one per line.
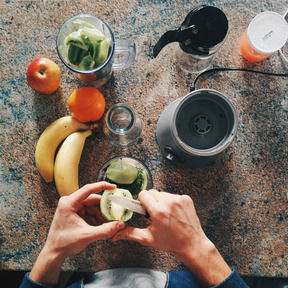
left=90, top=221, right=126, bottom=241
left=111, top=226, right=150, bottom=245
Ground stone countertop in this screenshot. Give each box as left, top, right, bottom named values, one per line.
left=1, top=0, right=287, bottom=278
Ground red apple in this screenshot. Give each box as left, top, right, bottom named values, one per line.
left=27, top=58, right=61, bottom=94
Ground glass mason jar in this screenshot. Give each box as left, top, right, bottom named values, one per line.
left=103, top=104, right=142, bottom=147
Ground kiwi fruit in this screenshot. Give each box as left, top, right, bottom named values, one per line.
left=81, top=27, right=106, bottom=42
left=100, top=188, right=133, bottom=222
left=65, top=20, right=112, bottom=70
left=106, top=161, right=138, bottom=184
left=64, top=30, right=89, bottom=51
left=78, top=55, right=95, bottom=70
left=68, top=45, right=89, bottom=65
left=94, top=38, right=111, bottom=66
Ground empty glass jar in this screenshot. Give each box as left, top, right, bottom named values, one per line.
left=103, top=104, right=142, bottom=147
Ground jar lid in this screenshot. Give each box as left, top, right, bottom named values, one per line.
left=184, top=5, right=229, bottom=49
left=247, top=11, right=288, bottom=54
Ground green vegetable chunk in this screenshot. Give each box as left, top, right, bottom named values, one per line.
left=100, top=188, right=133, bottom=222
left=106, top=161, right=138, bottom=184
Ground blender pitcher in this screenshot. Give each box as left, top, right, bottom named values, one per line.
left=57, top=14, right=136, bottom=87
left=153, top=5, right=229, bottom=73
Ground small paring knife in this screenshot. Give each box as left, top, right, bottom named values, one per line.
left=108, top=195, right=149, bottom=218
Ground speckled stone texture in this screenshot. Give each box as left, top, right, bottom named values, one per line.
left=1, top=0, right=287, bottom=278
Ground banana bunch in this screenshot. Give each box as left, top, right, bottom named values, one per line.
left=35, top=116, right=92, bottom=196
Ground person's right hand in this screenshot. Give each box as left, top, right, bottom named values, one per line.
left=112, top=189, right=232, bottom=287
left=112, top=189, right=207, bottom=257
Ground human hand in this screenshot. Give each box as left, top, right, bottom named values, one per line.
left=29, top=182, right=125, bottom=285
left=45, top=182, right=125, bottom=258
left=112, top=189, right=231, bottom=287
left=112, top=189, right=207, bottom=257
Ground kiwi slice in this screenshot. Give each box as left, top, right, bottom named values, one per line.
left=64, top=30, right=89, bottom=51
left=106, top=161, right=138, bottom=184
left=72, top=19, right=96, bottom=29
left=100, top=188, right=133, bottom=222
left=89, top=40, right=101, bottom=61
left=81, top=27, right=106, bottom=42
left=78, top=55, right=95, bottom=70
left=118, top=168, right=147, bottom=198
left=94, top=38, right=111, bottom=66
left=68, top=45, right=89, bottom=65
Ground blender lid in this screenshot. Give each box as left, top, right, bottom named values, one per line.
left=182, top=5, right=228, bottom=48
left=153, top=5, right=229, bottom=57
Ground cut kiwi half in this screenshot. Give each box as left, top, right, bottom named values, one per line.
left=100, top=188, right=133, bottom=222
left=106, top=161, right=138, bottom=184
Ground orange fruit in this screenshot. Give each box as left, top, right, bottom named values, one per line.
left=68, top=87, right=105, bottom=123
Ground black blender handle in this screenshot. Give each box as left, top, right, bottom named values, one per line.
left=153, top=5, right=228, bottom=58
left=153, top=25, right=198, bottom=58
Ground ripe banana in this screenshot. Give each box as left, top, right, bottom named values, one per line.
left=54, top=129, right=92, bottom=197
left=35, top=116, right=89, bottom=182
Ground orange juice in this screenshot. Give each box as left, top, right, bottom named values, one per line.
left=240, top=12, right=288, bottom=62
left=240, top=31, right=271, bottom=62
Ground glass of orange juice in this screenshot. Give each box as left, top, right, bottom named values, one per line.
left=240, top=11, right=288, bottom=62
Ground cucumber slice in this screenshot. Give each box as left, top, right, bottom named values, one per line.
left=94, top=38, right=111, bottom=66
left=106, top=161, right=138, bottom=184
left=100, top=188, right=133, bottom=221
left=64, top=30, right=89, bottom=51
left=78, top=55, right=95, bottom=70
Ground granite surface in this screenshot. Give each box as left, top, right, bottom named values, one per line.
left=1, top=0, right=288, bottom=278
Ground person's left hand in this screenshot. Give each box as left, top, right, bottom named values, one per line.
left=29, top=182, right=125, bottom=286
left=45, top=182, right=125, bottom=258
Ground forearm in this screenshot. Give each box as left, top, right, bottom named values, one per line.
left=176, top=238, right=232, bottom=287
left=29, top=244, right=66, bottom=286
